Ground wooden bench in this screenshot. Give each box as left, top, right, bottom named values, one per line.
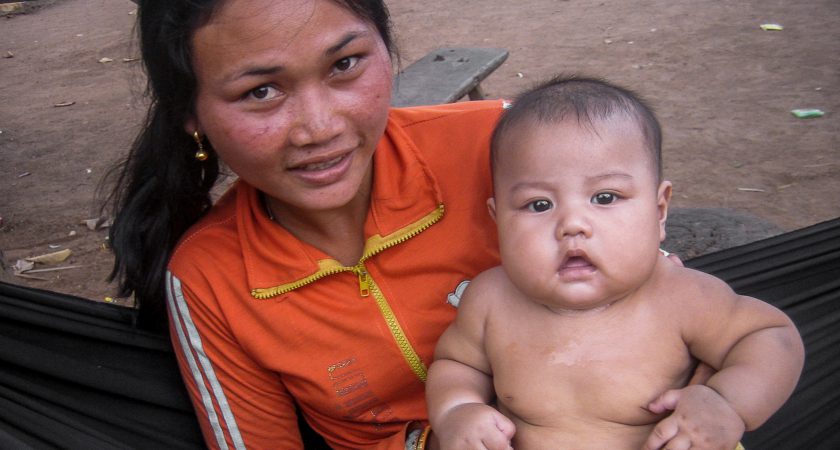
left=391, top=47, right=510, bottom=107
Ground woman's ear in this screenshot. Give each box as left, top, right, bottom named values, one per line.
left=184, top=115, right=198, bottom=136
left=486, top=198, right=498, bottom=223
left=657, top=181, right=673, bottom=242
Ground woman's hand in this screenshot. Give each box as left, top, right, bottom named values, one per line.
left=687, top=362, right=716, bottom=386
left=643, top=385, right=744, bottom=450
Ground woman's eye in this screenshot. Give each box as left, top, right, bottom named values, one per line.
left=527, top=199, right=553, bottom=212
left=246, top=85, right=281, bottom=101
left=591, top=193, right=618, bottom=205
left=334, top=56, right=360, bottom=73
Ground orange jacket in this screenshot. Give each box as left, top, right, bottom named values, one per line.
left=167, top=101, right=503, bottom=449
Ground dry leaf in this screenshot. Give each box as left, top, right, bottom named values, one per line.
left=760, top=23, right=784, bottom=31
left=0, top=2, right=25, bottom=14
left=99, top=57, right=114, bottom=63
left=13, top=259, right=34, bottom=274
left=3, top=51, right=13, bottom=59
left=26, top=248, right=72, bottom=265
left=54, top=101, right=75, bottom=107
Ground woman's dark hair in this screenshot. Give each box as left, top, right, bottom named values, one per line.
left=105, top=0, right=396, bottom=332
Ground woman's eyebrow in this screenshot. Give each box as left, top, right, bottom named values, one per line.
left=227, top=31, right=371, bottom=82
left=236, top=65, right=283, bottom=79
left=326, top=30, right=369, bottom=56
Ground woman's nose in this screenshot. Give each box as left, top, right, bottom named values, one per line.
left=289, top=86, right=345, bottom=147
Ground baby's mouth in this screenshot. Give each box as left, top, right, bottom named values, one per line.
left=561, top=256, right=592, bottom=269
left=558, top=251, right=596, bottom=278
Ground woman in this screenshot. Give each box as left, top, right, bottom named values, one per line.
left=109, top=1, right=735, bottom=449
left=109, top=0, right=503, bottom=447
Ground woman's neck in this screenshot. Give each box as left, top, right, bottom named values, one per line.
left=265, top=188, right=371, bottom=267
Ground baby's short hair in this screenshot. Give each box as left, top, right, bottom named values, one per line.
left=491, top=75, right=663, bottom=182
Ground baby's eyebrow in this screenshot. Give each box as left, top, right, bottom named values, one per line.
left=587, top=172, right=634, bottom=181
left=509, top=180, right=555, bottom=192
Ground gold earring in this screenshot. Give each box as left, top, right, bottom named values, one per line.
left=193, top=131, right=209, bottom=161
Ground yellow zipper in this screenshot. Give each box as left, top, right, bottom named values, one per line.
left=365, top=269, right=428, bottom=381
left=251, top=259, right=348, bottom=299
left=249, top=204, right=444, bottom=382
left=251, top=204, right=445, bottom=299
left=356, top=268, right=371, bottom=297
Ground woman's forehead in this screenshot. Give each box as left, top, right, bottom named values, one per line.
left=201, top=0, right=334, bottom=38
left=191, top=0, right=374, bottom=74
left=206, top=0, right=313, bottom=26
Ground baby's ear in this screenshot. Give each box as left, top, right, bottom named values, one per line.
left=486, top=198, right=498, bottom=223
left=657, top=181, right=673, bottom=242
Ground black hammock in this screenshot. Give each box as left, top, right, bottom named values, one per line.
left=1, top=217, right=839, bottom=449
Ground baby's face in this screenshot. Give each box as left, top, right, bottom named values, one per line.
left=489, top=116, right=671, bottom=312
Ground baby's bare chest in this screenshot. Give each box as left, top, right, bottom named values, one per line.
left=486, top=310, right=693, bottom=428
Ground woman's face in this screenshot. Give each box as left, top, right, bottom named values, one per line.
left=187, top=0, right=393, bottom=214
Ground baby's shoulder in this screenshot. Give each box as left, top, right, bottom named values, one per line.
left=651, top=261, right=739, bottom=308
left=457, top=266, right=518, bottom=310
left=470, top=265, right=508, bottom=287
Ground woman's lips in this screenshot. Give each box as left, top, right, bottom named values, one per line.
left=289, top=151, right=354, bottom=185
left=294, top=154, right=346, bottom=171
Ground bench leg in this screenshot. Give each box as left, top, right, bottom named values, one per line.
left=468, top=84, right=486, bottom=101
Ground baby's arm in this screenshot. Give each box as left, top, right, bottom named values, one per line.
left=646, top=268, right=804, bottom=448
left=685, top=279, right=803, bottom=428
left=426, top=275, right=515, bottom=450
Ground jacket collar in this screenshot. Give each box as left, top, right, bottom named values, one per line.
left=237, top=114, right=444, bottom=297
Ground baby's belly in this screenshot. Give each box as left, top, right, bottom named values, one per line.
left=493, top=355, right=691, bottom=448
left=509, top=418, right=655, bottom=450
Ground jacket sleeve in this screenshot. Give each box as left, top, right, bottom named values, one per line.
left=166, top=272, right=303, bottom=449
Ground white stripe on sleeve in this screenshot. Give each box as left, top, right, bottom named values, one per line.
left=167, top=272, right=246, bottom=450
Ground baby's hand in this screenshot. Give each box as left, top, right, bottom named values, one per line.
left=643, top=385, right=744, bottom=450
left=434, top=403, right=515, bottom=450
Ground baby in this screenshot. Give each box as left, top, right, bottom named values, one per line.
left=426, top=76, right=804, bottom=449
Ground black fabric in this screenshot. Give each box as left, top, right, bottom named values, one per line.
left=687, top=217, right=840, bottom=449
left=0, top=282, right=204, bottom=449
left=1, top=217, right=838, bottom=449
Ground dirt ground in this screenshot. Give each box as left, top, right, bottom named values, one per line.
left=1, top=0, right=838, bottom=304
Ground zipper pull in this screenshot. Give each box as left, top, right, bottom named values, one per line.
left=357, top=269, right=370, bottom=297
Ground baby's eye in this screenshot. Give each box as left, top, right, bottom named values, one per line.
left=246, top=85, right=281, bottom=101
left=334, top=56, right=360, bottom=74
left=591, top=193, right=618, bottom=205
left=527, top=199, right=553, bottom=212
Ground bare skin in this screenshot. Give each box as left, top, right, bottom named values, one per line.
left=427, top=116, right=804, bottom=449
